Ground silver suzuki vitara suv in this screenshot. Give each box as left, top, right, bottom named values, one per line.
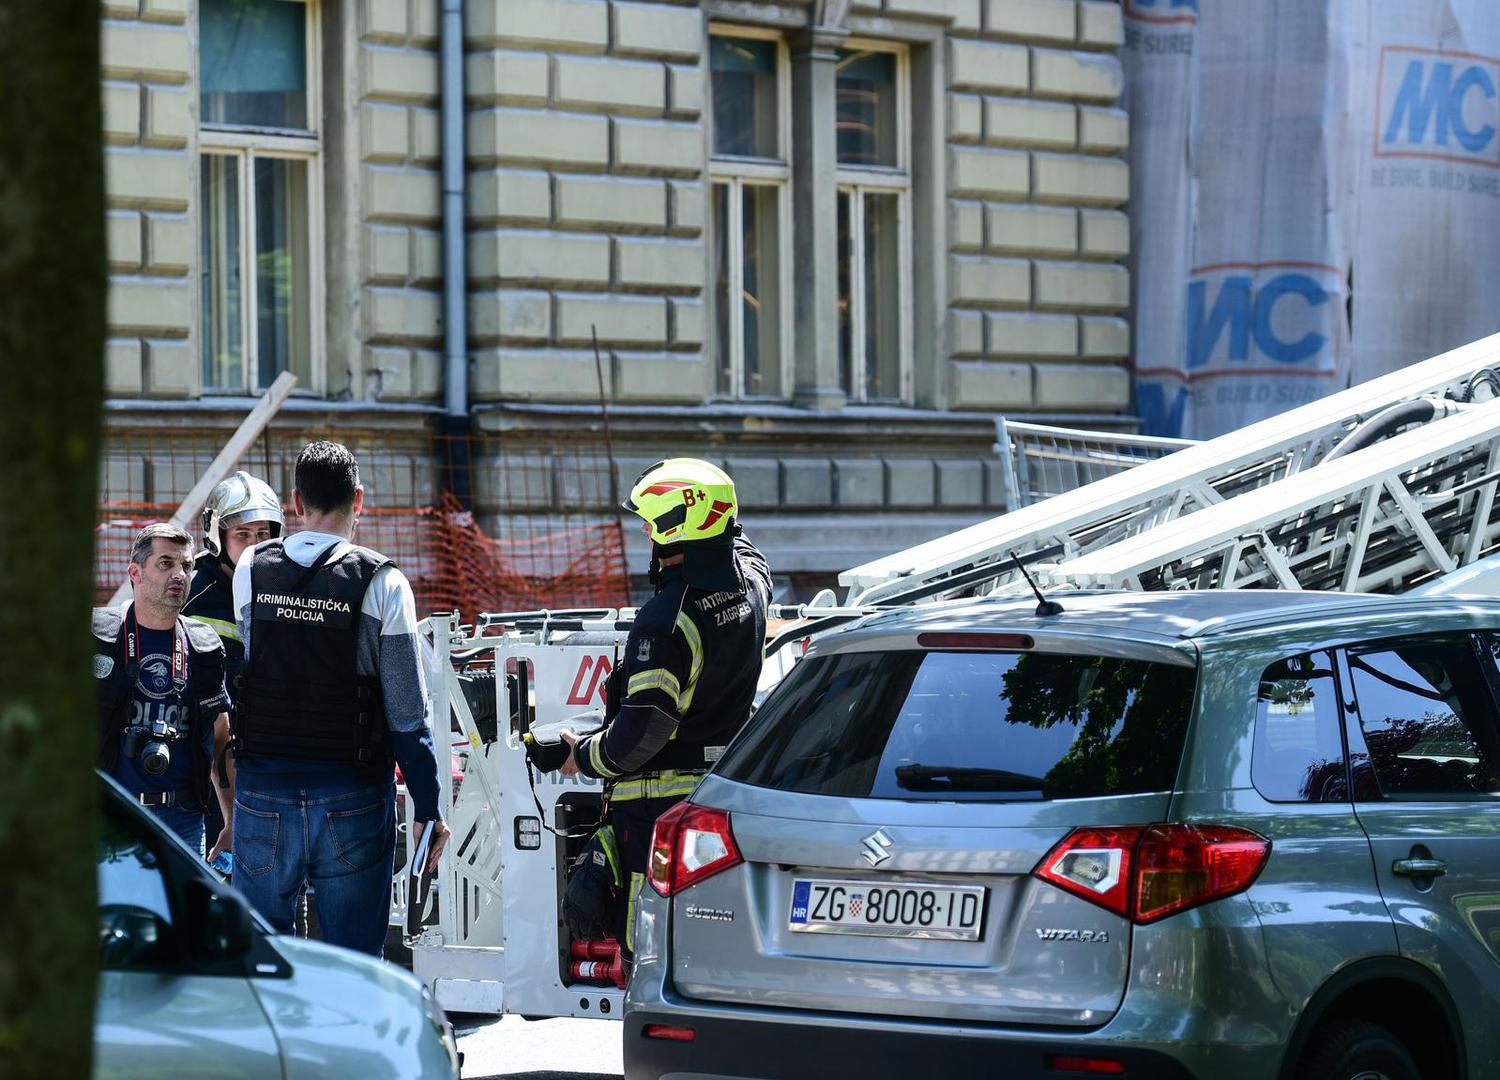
left=625, top=590, right=1500, bottom=1080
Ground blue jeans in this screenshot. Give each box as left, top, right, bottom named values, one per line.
left=233, top=781, right=396, bottom=957
left=150, top=803, right=205, bottom=856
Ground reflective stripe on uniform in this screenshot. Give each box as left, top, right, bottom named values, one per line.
left=598, top=824, right=623, bottom=888
left=609, top=769, right=704, bottom=802
left=195, top=615, right=243, bottom=644
left=626, top=872, right=644, bottom=955
left=588, top=734, right=623, bottom=778
left=674, top=611, right=704, bottom=712
left=627, top=668, right=681, bottom=705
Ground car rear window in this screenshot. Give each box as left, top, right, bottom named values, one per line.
left=717, top=647, right=1197, bottom=802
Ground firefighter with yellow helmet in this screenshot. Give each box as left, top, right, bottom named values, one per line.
left=560, top=458, right=771, bottom=963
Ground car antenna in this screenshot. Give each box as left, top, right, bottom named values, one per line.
left=1009, top=551, right=1063, bottom=616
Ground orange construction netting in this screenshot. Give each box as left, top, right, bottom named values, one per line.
left=96, top=425, right=632, bottom=619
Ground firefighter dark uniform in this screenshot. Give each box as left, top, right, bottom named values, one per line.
left=186, top=470, right=285, bottom=851
left=184, top=551, right=243, bottom=847
left=186, top=551, right=245, bottom=681
left=574, top=458, right=771, bottom=960
left=94, top=605, right=229, bottom=830
left=234, top=540, right=394, bottom=773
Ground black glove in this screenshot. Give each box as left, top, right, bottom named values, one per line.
left=522, top=733, right=572, bottom=772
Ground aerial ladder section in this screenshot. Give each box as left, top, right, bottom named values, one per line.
left=1024, top=398, right=1500, bottom=594
left=839, top=332, right=1500, bottom=607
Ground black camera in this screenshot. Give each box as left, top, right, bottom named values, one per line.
left=122, top=718, right=179, bottom=777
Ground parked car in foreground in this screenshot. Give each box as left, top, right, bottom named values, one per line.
left=627, top=589, right=1500, bottom=1080
left=94, top=772, right=460, bottom=1079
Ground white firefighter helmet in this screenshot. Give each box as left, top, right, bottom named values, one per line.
left=201, top=470, right=284, bottom=557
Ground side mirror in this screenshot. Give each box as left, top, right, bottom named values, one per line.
left=182, top=876, right=254, bottom=964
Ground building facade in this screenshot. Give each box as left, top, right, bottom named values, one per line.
left=100, top=0, right=1131, bottom=588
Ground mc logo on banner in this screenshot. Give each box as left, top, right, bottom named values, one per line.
left=1136, top=261, right=1344, bottom=437
left=1377, top=46, right=1500, bottom=166
left=1185, top=262, right=1343, bottom=373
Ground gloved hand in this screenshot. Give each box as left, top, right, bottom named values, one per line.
left=523, top=732, right=572, bottom=772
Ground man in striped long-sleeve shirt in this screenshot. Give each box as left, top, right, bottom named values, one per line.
left=230, top=440, right=450, bottom=957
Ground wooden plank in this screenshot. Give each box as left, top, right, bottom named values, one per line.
left=106, top=371, right=298, bottom=609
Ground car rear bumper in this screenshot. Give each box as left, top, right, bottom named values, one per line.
left=625, top=857, right=1291, bottom=1080
left=623, top=1006, right=1199, bottom=1080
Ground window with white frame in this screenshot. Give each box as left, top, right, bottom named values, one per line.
left=835, top=42, right=912, bottom=403
left=708, top=28, right=791, bottom=400
left=199, top=0, right=322, bottom=394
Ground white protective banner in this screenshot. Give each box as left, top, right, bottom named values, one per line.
left=1127, top=0, right=1500, bottom=438
left=1353, top=2, right=1500, bottom=382
left=1121, top=0, right=1200, bottom=438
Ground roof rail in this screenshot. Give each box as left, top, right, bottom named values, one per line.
left=1180, top=593, right=1500, bottom=640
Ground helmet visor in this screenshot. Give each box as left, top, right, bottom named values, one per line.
left=222, top=507, right=284, bottom=530
left=622, top=460, right=667, bottom=514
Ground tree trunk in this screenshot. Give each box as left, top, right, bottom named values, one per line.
left=0, top=1, right=106, bottom=1075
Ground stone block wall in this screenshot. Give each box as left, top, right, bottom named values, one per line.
left=93, top=0, right=1141, bottom=583
left=101, top=2, right=196, bottom=398
left=99, top=0, right=451, bottom=402
left=464, top=0, right=708, bottom=404
left=943, top=0, right=1131, bottom=413
left=357, top=0, right=446, bottom=400
left=99, top=0, right=1132, bottom=419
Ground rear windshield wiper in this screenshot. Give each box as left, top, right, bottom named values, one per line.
left=894, top=764, right=1047, bottom=792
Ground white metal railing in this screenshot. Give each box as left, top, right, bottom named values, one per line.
left=994, top=418, right=1197, bottom=510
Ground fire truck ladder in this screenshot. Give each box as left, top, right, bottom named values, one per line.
left=840, top=333, right=1500, bottom=607
left=1024, top=398, right=1500, bottom=594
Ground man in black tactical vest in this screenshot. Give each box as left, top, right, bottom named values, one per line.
left=95, top=523, right=235, bottom=860
left=183, top=470, right=283, bottom=870
left=557, top=458, right=771, bottom=964
left=230, top=441, right=450, bottom=957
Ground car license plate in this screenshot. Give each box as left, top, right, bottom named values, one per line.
left=788, top=879, right=986, bottom=940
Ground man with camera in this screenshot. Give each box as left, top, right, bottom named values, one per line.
left=229, top=440, right=450, bottom=957
left=94, top=523, right=235, bottom=860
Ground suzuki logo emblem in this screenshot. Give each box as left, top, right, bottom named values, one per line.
left=861, top=829, right=894, bottom=867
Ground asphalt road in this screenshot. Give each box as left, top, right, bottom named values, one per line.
left=457, top=1014, right=623, bottom=1080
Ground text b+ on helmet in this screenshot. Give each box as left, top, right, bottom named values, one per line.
left=623, top=458, right=737, bottom=546
left=202, top=470, right=285, bottom=559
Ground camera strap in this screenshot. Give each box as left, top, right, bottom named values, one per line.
left=123, top=605, right=189, bottom=710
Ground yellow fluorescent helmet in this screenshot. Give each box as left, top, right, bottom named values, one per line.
left=624, top=458, right=738, bottom=544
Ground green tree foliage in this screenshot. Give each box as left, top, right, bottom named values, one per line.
left=999, top=654, right=1196, bottom=798
left=0, top=1, right=105, bottom=1074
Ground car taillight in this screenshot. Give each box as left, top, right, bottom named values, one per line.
left=1034, top=823, right=1269, bottom=924
left=1133, top=822, right=1271, bottom=922
left=643, top=1024, right=696, bottom=1042
left=1046, top=1054, right=1126, bottom=1075
left=647, top=802, right=742, bottom=897
left=1034, top=826, right=1137, bottom=918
